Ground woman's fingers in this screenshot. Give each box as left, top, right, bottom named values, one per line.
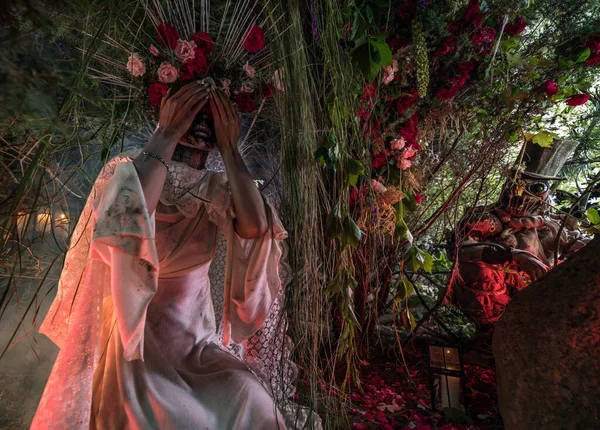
left=160, top=88, right=171, bottom=110
left=190, top=94, right=210, bottom=118
left=211, top=88, right=227, bottom=121
left=177, top=82, right=209, bottom=105
left=183, top=89, right=210, bottom=114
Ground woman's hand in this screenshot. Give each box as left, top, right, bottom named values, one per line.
left=210, top=88, right=242, bottom=155
left=157, top=81, right=211, bottom=145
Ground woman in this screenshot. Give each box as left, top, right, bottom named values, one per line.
left=31, top=81, right=289, bottom=429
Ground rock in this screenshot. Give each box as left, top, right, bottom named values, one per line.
left=492, top=237, right=600, bottom=430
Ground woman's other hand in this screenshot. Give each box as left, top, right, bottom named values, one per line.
left=210, top=88, right=242, bottom=155
left=158, top=81, right=210, bottom=144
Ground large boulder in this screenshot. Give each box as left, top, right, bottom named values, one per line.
left=493, top=237, right=600, bottom=430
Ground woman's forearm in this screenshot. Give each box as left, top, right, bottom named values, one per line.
left=221, top=148, right=268, bottom=239
left=132, top=131, right=177, bottom=215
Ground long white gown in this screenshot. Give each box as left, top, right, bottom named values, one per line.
left=31, top=149, right=289, bottom=429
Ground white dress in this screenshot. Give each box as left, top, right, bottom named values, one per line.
left=31, top=150, right=288, bottom=429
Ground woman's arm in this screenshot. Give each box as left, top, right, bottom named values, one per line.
left=133, top=81, right=210, bottom=215
left=210, top=89, right=267, bottom=239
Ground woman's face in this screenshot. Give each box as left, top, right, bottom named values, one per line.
left=178, top=111, right=217, bottom=151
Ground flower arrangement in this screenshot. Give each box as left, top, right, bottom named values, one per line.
left=117, top=16, right=282, bottom=119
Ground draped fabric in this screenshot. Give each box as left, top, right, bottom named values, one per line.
left=31, top=150, right=293, bottom=429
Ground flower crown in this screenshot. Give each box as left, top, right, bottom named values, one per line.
left=123, top=19, right=282, bottom=117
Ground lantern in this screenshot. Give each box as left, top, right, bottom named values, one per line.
left=427, top=344, right=466, bottom=412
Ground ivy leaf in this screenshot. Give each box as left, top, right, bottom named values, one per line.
left=347, top=158, right=365, bottom=187
left=531, top=130, right=558, bottom=148
left=370, top=36, right=392, bottom=67
left=395, top=278, right=414, bottom=302
left=576, top=48, right=591, bottom=63
left=406, top=309, right=416, bottom=331
left=587, top=208, right=600, bottom=225
left=326, top=203, right=344, bottom=242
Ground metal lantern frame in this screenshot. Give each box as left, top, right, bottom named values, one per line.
left=427, top=343, right=467, bottom=412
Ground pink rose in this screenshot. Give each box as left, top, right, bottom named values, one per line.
left=175, top=40, right=196, bottom=64
left=149, top=45, right=160, bottom=57
left=371, top=179, right=387, bottom=194
left=126, top=53, right=145, bottom=77
left=391, top=137, right=406, bottom=151
left=566, top=94, right=590, bottom=106
left=157, top=61, right=178, bottom=83
left=399, top=158, right=412, bottom=170
left=382, top=59, right=399, bottom=85
left=402, top=147, right=417, bottom=159
left=220, top=79, right=231, bottom=96
left=243, top=62, right=256, bottom=79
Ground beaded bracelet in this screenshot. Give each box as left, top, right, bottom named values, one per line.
left=141, top=151, right=170, bottom=169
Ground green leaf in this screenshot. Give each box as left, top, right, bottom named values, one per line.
left=395, top=279, right=414, bottom=302
left=342, top=215, right=364, bottom=250
left=363, top=4, right=375, bottom=27
left=587, top=208, right=600, bottom=225
left=531, top=130, right=558, bottom=148
left=370, top=37, right=392, bottom=67
left=506, top=130, right=519, bottom=142
left=576, top=47, right=591, bottom=63
left=347, top=158, right=365, bottom=187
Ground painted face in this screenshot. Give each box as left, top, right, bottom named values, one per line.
left=501, top=177, right=550, bottom=217
left=179, top=111, right=217, bottom=151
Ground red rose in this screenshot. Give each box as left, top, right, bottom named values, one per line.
left=361, top=82, right=377, bottom=101
left=464, top=0, right=483, bottom=26
left=157, top=22, right=180, bottom=49
left=179, top=49, right=208, bottom=80
left=505, top=16, right=527, bottom=36
left=539, top=80, right=559, bottom=97
left=396, top=88, right=419, bottom=116
left=447, top=20, right=462, bottom=34
left=433, top=36, right=456, bottom=59
left=191, top=32, right=214, bottom=54
left=435, top=87, right=458, bottom=100
left=399, top=113, right=419, bottom=148
left=566, top=94, right=590, bottom=106
left=371, top=153, right=387, bottom=170
left=235, top=92, right=257, bottom=112
left=584, top=33, right=600, bottom=67
left=470, top=27, right=496, bottom=48
left=396, top=1, right=416, bottom=23
left=458, top=60, right=477, bottom=76
left=243, top=26, right=265, bottom=53
left=415, top=194, right=423, bottom=204
left=260, top=84, right=275, bottom=99
left=148, top=82, right=169, bottom=107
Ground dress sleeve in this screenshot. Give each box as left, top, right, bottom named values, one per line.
left=206, top=174, right=288, bottom=345
left=90, top=161, right=159, bottom=361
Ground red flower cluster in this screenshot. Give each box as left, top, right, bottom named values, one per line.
left=260, top=84, right=276, bottom=99
left=538, top=80, right=559, bottom=97
left=179, top=49, right=209, bottom=80
left=435, top=61, right=476, bottom=101
left=585, top=33, right=600, bottom=67
left=433, top=36, right=456, bottom=59
left=191, top=32, right=214, bottom=54
left=235, top=92, right=257, bottom=112
left=157, top=22, right=180, bottom=49
left=566, top=94, right=590, bottom=106
left=243, top=26, right=266, bottom=53
left=505, top=16, right=527, bottom=36
left=396, top=88, right=419, bottom=116
left=464, top=0, right=483, bottom=26
left=470, top=26, right=496, bottom=53
left=399, top=113, right=419, bottom=149
left=148, top=82, right=169, bottom=107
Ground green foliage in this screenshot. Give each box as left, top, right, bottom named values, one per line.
left=326, top=203, right=364, bottom=251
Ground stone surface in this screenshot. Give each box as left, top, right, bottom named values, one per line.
left=493, top=237, right=600, bottom=430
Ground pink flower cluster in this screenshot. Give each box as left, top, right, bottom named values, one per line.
left=124, top=21, right=276, bottom=112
